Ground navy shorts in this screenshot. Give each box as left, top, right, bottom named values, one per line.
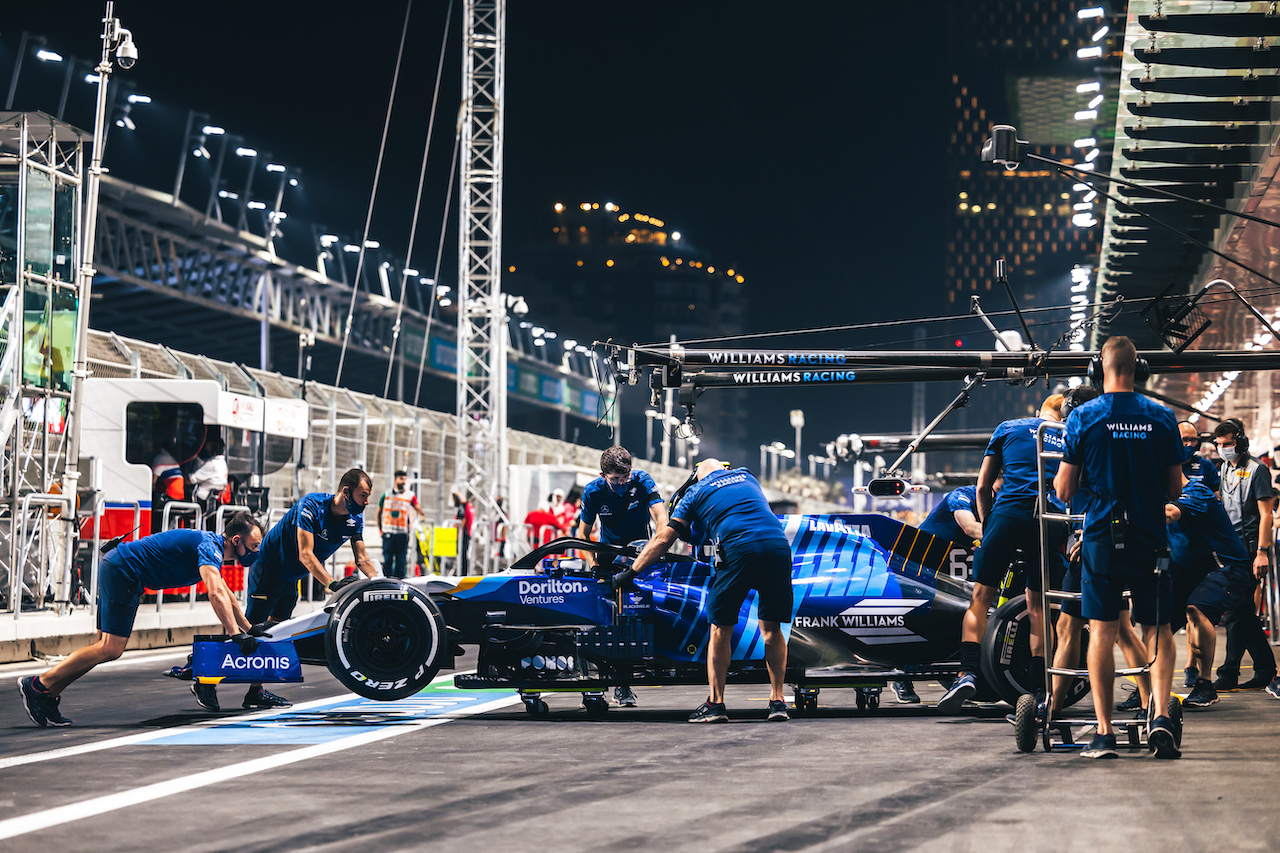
left=1059, top=560, right=1082, bottom=620
left=245, top=565, right=301, bottom=624
left=707, top=537, right=794, bottom=626
left=1186, top=563, right=1255, bottom=626
left=1080, top=541, right=1172, bottom=625
left=96, top=551, right=143, bottom=638
left=973, top=509, right=1065, bottom=593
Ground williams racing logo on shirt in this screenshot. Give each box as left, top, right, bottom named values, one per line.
left=1107, top=421, right=1154, bottom=440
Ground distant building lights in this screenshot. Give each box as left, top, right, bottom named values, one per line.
left=1074, top=109, right=1098, bottom=121
left=438, top=297, right=453, bottom=307
left=1073, top=183, right=1089, bottom=191
left=235, top=147, right=257, bottom=158
left=1077, top=46, right=1103, bottom=59
left=736, top=275, right=745, bottom=283
left=364, top=240, right=380, bottom=248
left=36, top=49, right=63, bottom=62
left=1073, top=137, right=1096, bottom=148
left=580, top=203, right=591, bottom=211
left=618, top=213, right=629, bottom=222
left=591, top=203, right=599, bottom=209
left=1092, top=25, right=1110, bottom=41
left=554, top=202, right=564, bottom=212
left=1078, top=7, right=1105, bottom=19
left=708, top=266, right=715, bottom=273
left=726, top=269, right=735, bottom=276
left=533, top=338, right=545, bottom=347
left=1085, top=148, right=1101, bottom=162
left=217, top=190, right=238, bottom=199
left=320, top=234, right=339, bottom=247
left=604, top=202, right=615, bottom=211
left=671, top=231, right=681, bottom=242
left=126, top=93, right=151, bottom=104
left=1076, top=161, right=1096, bottom=171
left=1084, top=191, right=1097, bottom=202
left=343, top=244, right=360, bottom=253
left=289, top=178, right=299, bottom=187
left=266, top=163, right=286, bottom=172
left=202, top=125, right=225, bottom=135
left=247, top=200, right=267, bottom=210
left=1088, top=94, right=1104, bottom=109
left=606, top=259, right=615, bottom=267
left=1072, top=213, right=1097, bottom=227
left=1077, top=81, right=1102, bottom=94
left=84, top=73, right=101, bottom=84
left=1073, top=202, right=1093, bottom=211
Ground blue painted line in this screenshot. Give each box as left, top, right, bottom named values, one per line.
left=141, top=677, right=512, bottom=746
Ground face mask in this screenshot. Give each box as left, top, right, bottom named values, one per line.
left=1219, top=445, right=1238, bottom=463
left=240, top=547, right=260, bottom=567
left=1179, top=442, right=1197, bottom=466
left=343, top=488, right=365, bottom=515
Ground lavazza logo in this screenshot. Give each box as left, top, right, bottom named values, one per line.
left=221, top=653, right=291, bottom=670
left=518, top=578, right=591, bottom=605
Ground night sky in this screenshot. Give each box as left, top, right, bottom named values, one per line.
left=3, top=1, right=957, bottom=464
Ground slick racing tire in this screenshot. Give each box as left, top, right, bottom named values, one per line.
left=324, top=578, right=447, bottom=701
left=979, top=594, right=1090, bottom=709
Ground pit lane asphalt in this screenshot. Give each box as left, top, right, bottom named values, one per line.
left=1, top=644, right=1278, bottom=853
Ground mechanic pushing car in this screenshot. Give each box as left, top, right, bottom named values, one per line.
left=191, top=468, right=381, bottom=713
left=937, top=393, right=1066, bottom=713
left=614, top=458, right=793, bottom=723
left=1055, top=335, right=1185, bottom=759
left=19, top=513, right=265, bottom=728
left=576, top=446, right=668, bottom=707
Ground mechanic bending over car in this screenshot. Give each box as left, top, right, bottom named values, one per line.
left=614, top=458, right=794, bottom=724
left=576, top=446, right=668, bottom=707
left=19, top=513, right=266, bottom=728
left=1055, top=335, right=1184, bottom=760
left=191, top=468, right=380, bottom=713
left=902, top=481, right=993, bottom=705
left=937, top=393, right=1066, bottom=713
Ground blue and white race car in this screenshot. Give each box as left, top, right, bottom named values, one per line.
left=196, top=513, right=1076, bottom=715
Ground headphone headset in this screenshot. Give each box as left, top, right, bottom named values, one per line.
left=1222, top=417, right=1250, bottom=456
left=1060, top=386, right=1099, bottom=419
left=1087, top=353, right=1150, bottom=386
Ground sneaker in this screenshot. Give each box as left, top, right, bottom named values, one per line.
left=1080, top=733, right=1119, bottom=759
left=18, top=676, right=72, bottom=728
left=767, top=699, right=790, bottom=722
left=164, top=655, right=194, bottom=681
left=892, top=680, right=921, bottom=704
left=191, top=681, right=220, bottom=711
left=1238, top=672, right=1277, bottom=691
left=1115, top=689, right=1144, bottom=714
left=688, top=699, right=728, bottom=723
left=243, top=688, right=292, bottom=710
left=614, top=685, right=638, bottom=707
left=1183, top=678, right=1219, bottom=709
left=1212, top=674, right=1239, bottom=691
left=936, top=672, right=977, bottom=713
left=1148, top=715, right=1182, bottom=759
left=1266, top=677, right=1280, bottom=700
left=1182, top=666, right=1198, bottom=689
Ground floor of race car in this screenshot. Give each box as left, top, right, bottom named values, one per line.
left=1, top=639, right=1278, bottom=852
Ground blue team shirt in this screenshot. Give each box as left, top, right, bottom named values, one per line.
left=919, top=486, right=977, bottom=543
left=984, top=416, right=1064, bottom=512
left=259, top=492, right=364, bottom=579
left=1168, top=479, right=1249, bottom=572
left=1062, top=392, right=1182, bottom=550
left=112, top=528, right=225, bottom=590
left=579, top=470, right=663, bottom=545
left=1184, top=455, right=1220, bottom=492
left=672, top=467, right=786, bottom=550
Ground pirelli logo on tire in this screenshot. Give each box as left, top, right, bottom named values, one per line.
left=363, top=590, right=410, bottom=602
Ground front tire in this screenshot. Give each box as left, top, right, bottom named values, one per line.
left=324, top=579, right=446, bottom=701
left=979, top=594, right=1090, bottom=709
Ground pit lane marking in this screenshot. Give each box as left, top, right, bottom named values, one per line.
left=2, top=649, right=189, bottom=679
left=0, top=673, right=521, bottom=840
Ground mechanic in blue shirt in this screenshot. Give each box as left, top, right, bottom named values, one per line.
left=1176, top=420, right=1219, bottom=689
left=614, top=458, right=793, bottom=723
left=1166, top=474, right=1255, bottom=709
left=938, top=393, right=1065, bottom=713
left=576, top=446, right=667, bottom=706
left=196, top=468, right=379, bottom=712
left=1055, top=336, right=1184, bottom=759
left=18, top=513, right=265, bottom=727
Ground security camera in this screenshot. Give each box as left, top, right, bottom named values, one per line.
left=981, top=125, right=1026, bottom=170
left=115, top=29, right=138, bottom=69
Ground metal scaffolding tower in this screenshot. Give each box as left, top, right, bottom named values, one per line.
left=455, top=0, right=507, bottom=571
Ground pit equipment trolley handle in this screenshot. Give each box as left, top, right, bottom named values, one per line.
left=1014, top=420, right=1182, bottom=753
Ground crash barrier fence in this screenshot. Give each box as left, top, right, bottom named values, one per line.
left=1, top=328, right=844, bottom=619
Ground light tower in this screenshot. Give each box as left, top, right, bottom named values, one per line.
left=455, top=0, right=507, bottom=571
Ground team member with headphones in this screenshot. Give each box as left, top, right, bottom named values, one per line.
left=1211, top=419, right=1277, bottom=690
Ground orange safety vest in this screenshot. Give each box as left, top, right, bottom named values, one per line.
left=379, top=489, right=419, bottom=533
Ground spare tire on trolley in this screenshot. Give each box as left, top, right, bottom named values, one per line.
left=325, top=578, right=447, bottom=701
left=979, top=594, right=1091, bottom=709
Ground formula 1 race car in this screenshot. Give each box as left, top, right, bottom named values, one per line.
left=195, top=513, right=1087, bottom=715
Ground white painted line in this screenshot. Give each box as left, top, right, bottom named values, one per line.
left=3, top=649, right=190, bottom=679
left=0, top=669, right=477, bottom=771
left=0, top=694, right=519, bottom=841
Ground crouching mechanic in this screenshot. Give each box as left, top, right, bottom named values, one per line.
left=19, top=513, right=265, bottom=727
left=613, top=458, right=793, bottom=723
left=192, top=468, right=380, bottom=712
